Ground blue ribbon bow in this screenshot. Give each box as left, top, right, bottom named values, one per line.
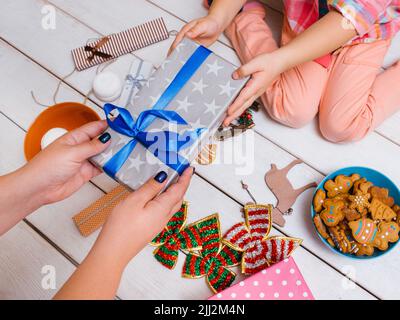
left=102, top=44, right=212, bottom=179
left=103, top=104, right=205, bottom=177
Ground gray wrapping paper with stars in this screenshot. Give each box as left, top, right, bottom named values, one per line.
left=91, top=38, right=248, bottom=190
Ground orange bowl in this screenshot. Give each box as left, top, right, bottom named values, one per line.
left=24, top=102, right=101, bottom=161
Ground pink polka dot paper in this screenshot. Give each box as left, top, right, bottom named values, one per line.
left=209, top=257, right=314, bottom=300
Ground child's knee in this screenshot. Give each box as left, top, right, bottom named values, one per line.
left=262, top=97, right=316, bottom=129
left=288, top=109, right=316, bottom=128
left=319, top=115, right=367, bottom=143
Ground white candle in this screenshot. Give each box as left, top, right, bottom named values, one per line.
left=92, top=72, right=122, bottom=102
left=41, top=128, right=68, bottom=149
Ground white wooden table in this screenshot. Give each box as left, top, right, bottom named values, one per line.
left=1, top=0, right=399, bottom=300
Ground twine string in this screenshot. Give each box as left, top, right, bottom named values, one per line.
left=30, top=55, right=118, bottom=108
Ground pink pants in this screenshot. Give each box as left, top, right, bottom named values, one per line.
left=225, top=6, right=400, bottom=142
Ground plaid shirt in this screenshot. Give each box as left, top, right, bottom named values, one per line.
left=284, top=0, right=400, bottom=44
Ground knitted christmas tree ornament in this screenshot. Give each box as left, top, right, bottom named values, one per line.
left=182, top=214, right=242, bottom=293
left=238, top=109, right=255, bottom=128
left=223, top=204, right=302, bottom=275
left=151, top=202, right=202, bottom=269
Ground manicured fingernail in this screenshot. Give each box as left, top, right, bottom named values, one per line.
left=98, top=132, right=111, bottom=144
left=154, top=171, right=168, bottom=183
left=232, top=72, right=239, bottom=80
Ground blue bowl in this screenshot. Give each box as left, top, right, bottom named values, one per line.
left=311, top=167, right=400, bottom=259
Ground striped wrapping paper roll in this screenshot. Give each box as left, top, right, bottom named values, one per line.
left=71, top=17, right=169, bottom=71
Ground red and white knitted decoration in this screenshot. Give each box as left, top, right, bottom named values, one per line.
left=223, top=204, right=302, bottom=275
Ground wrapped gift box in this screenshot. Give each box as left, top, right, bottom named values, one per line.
left=209, top=257, right=314, bottom=300
left=91, top=38, right=248, bottom=190
left=118, top=59, right=156, bottom=109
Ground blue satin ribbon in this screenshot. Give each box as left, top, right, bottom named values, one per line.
left=102, top=45, right=212, bottom=178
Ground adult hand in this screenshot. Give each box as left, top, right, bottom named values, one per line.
left=54, top=167, right=193, bottom=300
left=93, top=167, right=194, bottom=267
left=23, top=120, right=111, bottom=206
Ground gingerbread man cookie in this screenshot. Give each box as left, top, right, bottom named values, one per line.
left=320, top=199, right=345, bottom=227
left=313, top=189, right=326, bottom=213
left=353, top=178, right=373, bottom=195
left=353, top=243, right=375, bottom=256
left=348, top=191, right=371, bottom=214
left=324, top=174, right=360, bottom=198
left=369, top=186, right=395, bottom=207
left=369, top=198, right=397, bottom=221
left=373, top=221, right=400, bottom=251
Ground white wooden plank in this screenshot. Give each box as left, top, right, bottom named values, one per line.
left=148, top=0, right=400, bottom=145
left=0, top=222, right=76, bottom=300
left=0, top=115, right=76, bottom=300
left=0, top=45, right=103, bottom=132
left=0, top=42, right=373, bottom=299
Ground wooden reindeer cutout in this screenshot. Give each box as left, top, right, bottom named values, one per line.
left=265, top=160, right=317, bottom=227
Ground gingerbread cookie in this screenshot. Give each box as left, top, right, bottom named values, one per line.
left=313, top=189, right=326, bottom=213
left=313, top=214, right=330, bottom=239
left=393, top=205, right=400, bottom=225
left=349, top=218, right=400, bottom=250
left=328, top=226, right=354, bottom=253
left=369, top=186, right=395, bottom=207
left=313, top=173, right=400, bottom=256
left=349, top=218, right=377, bottom=245
left=353, top=243, right=374, bottom=256
left=343, top=207, right=363, bottom=221
left=373, top=221, right=400, bottom=251
left=353, top=178, right=373, bottom=195
left=324, top=174, right=360, bottom=198
left=320, top=199, right=345, bottom=227
left=369, top=198, right=397, bottom=221
left=333, top=194, right=350, bottom=202
left=348, top=191, right=371, bottom=214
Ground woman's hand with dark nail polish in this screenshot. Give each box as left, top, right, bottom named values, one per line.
left=21, top=120, right=110, bottom=206
left=94, top=167, right=193, bottom=267
left=154, top=171, right=168, bottom=183
left=98, top=132, right=111, bottom=144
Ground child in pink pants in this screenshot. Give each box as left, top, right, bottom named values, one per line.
left=172, top=0, right=400, bottom=142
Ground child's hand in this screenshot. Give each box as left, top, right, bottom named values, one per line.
left=23, top=120, right=110, bottom=206
left=169, top=16, right=223, bottom=55
left=91, top=167, right=194, bottom=267
left=224, top=52, right=285, bottom=126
